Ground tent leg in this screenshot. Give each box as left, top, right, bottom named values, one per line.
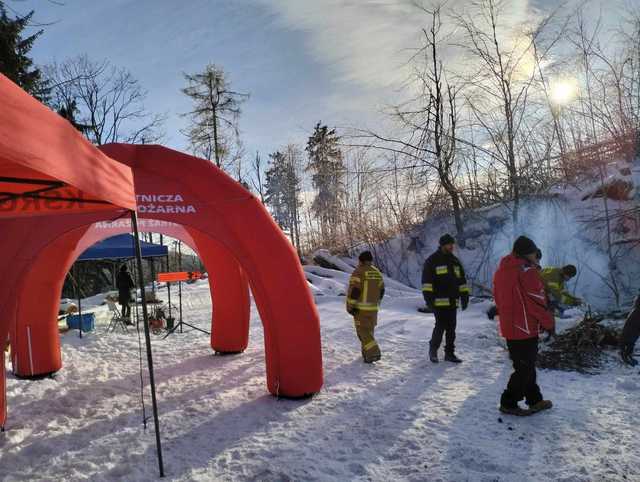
left=74, top=264, right=83, bottom=339
left=131, top=211, right=165, bottom=478
left=178, top=241, right=183, bottom=333
left=166, top=254, right=172, bottom=319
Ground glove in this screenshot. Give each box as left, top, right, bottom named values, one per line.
left=348, top=307, right=359, bottom=316
left=461, top=294, right=469, bottom=311
left=423, top=294, right=433, bottom=311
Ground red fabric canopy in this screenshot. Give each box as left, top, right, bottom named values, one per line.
left=0, top=74, right=137, bottom=427
left=0, top=74, right=135, bottom=217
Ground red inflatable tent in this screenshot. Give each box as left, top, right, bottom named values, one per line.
left=0, top=73, right=168, bottom=474
left=10, top=144, right=324, bottom=399
left=0, top=71, right=133, bottom=421
left=1, top=73, right=323, bottom=476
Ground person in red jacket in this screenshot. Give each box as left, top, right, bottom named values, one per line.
left=493, top=236, right=555, bottom=416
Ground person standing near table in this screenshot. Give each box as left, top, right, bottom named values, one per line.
left=117, top=264, right=135, bottom=322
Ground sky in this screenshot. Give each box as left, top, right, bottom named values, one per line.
left=11, top=0, right=624, bottom=163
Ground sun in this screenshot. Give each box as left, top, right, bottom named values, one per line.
left=550, top=79, right=578, bottom=106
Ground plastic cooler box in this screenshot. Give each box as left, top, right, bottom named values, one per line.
left=67, top=313, right=95, bottom=331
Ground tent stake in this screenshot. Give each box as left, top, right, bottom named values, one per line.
left=131, top=211, right=165, bottom=477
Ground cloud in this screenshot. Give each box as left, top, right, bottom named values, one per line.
left=256, top=0, right=425, bottom=91
left=256, top=0, right=538, bottom=95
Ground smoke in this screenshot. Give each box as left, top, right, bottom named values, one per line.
left=480, top=198, right=615, bottom=309
left=376, top=193, right=639, bottom=311
left=475, top=194, right=640, bottom=310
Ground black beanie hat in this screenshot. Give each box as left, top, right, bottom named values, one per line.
left=359, top=251, right=373, bottom=263
left=439, top=234, right=455, bottom=246
left=513, top=236, right=538, bottom=257
left=562, top=264, right=577, bottom=277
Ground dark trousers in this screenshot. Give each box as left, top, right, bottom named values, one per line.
left=501, top=338, right=543, bottom=408
left=121, top=301, right=131, bottom=318
left=620, top=303, right=640, bottom=349
left=430, top=308, right=457, bottom=354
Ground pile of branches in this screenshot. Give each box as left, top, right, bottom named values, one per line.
left=537, top=312, right=621, bottom=373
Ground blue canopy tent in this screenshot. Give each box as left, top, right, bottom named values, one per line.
left=78, top=234, right=168, bottom=261
left=70, top=234, right=169, bottom=325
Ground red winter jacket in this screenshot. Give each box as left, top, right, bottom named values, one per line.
left=493, top=254, right=555, bottom=340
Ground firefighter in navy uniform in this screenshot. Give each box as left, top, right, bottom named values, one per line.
left=422, top=234, right=469, bottom=363
left=347, top=251, right=385, bottom=363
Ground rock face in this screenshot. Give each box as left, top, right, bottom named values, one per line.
left=311, top=249, right=355, bottom=273
left=312, top=253, right=343, bottom=271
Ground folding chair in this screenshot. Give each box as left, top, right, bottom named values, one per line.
left=106, top=300, right=129, bottom=334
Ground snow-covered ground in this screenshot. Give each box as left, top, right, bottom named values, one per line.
left=2, top=277, right=640, bottom=481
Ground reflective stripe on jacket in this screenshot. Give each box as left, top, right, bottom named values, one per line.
left=421, top=249, right=468, bottom=308
left=540, top=267, right=580, bottom=305
left=347, top=264, right=385, bottom=312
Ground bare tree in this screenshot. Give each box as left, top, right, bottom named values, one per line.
left=249, top=151, right=266, bottom=203
left=454, top=0, right=559, bottom=227
left=181, top=64, right=249, bottom=172
left=45, top=54, right=165, bottom=145
left=409, top=4, right=464, bottom=242
left=343, top=5, right=466, bottom=243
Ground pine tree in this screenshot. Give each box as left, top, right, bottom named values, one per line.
left=181, top=64, right=248, bottom=172
left=265, top=147, right=303, bottom=252
left=56, top=99, right=91, bottom=133
left=265, top=151, right=290, bottom=229
left=305, top=122, right=345, bottom=244
left=0, top=2, right=47, bottom=99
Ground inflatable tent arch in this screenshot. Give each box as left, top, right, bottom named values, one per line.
left=0, top=74, right=139, bottom=430
left=10, top=220, right=251, bottom=378
left=10, top=143, right=324, bottom=398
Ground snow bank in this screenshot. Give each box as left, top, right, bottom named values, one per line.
left=304, top=264, right=417, bottom=299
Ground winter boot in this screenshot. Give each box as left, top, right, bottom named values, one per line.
left=444, top=353, right=462, bottom=363
left=364, top=353, right=381, bottom=363
left=486, top=305, right=498, bottom=320
left=621, top=345, right=638, bottom=366
left=429, top=346, right=439, bottom=363
left=499, top=404, right=531, bottom=416
left=528, top=400, right=553, bottom=413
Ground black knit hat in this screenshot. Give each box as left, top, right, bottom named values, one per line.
left=513, top=236, right=538, bottom=257
left=439, top=234, right=455, bottom=246
left=562, top=264, right=577, bottom=277
left=359, top=251, right=373, bottom=262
